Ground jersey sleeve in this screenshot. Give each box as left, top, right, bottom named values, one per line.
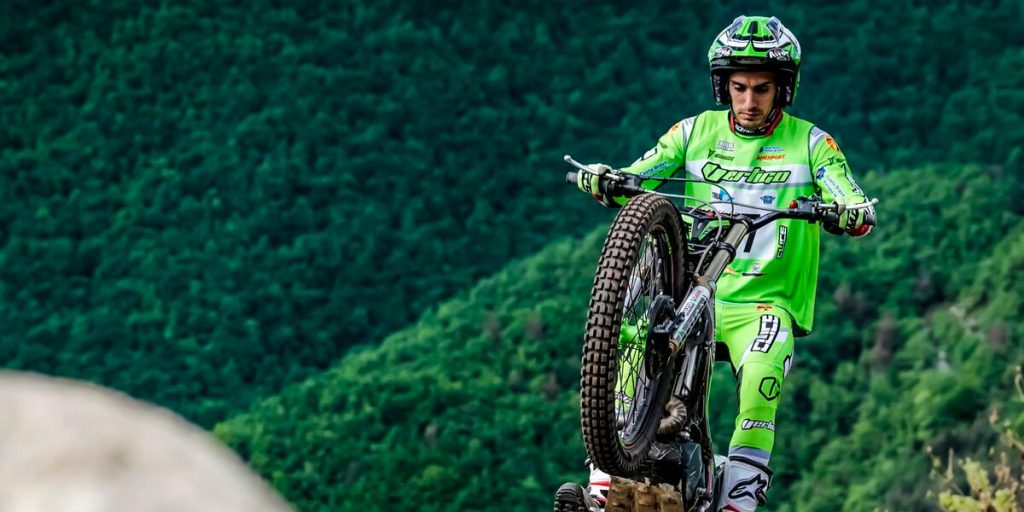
left=809, top=127, right=867, bottom=204
left=608, top=117, right=693, bottom=205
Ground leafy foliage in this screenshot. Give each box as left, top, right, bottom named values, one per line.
left=216, top=164, right=1023, bottom=511
left=2, top=1, right=1023, bottom=510
left=933, top=367, right=1024, bottom=512
left=776, top=179, right=1023, bottom=511
left=215, top=232, right=602, bottom=511
left=3, top=0, right=1023, bottom=427
left=931, top=222, right=1024, bottom=511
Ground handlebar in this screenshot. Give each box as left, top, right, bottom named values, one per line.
left=567, top=169, right=646, bottom=196
left=564, top=154, right=876, bottom=229
left=564, top=157, right=647, bottom=197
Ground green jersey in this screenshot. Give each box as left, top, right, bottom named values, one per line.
left=617, top=110, right=867, bottom=335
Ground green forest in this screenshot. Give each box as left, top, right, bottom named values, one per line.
left=2, top=0, right=1022, bottom=510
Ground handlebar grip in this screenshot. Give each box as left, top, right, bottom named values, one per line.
left=863, top=209, right=876, bottom=227
left=566, top=171, right=578, bottom=185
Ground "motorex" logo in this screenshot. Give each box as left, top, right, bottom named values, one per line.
left=701, top=162, right=791, bottom=184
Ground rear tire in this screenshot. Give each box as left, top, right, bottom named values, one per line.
left=553, top=482, right=589, bottom=512
left=580, top=193, right=687, bottom=477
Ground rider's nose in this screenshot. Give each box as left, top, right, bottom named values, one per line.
left=737, top=91, right=752, bottom=109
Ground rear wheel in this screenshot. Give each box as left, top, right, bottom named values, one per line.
left=580, top=193, right=687, bottom=477
left=553, top=482, right=590, bottom=512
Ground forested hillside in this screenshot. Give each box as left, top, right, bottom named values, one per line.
left=774, top=168, right=1023, bottom=511
left=215, top=164, right=1022, bottom=511
left=2, top=0, right=1022, bottom=427
left=2, top=1, right=1023, bottom=510
left=215, top=231, right=598, bottom=511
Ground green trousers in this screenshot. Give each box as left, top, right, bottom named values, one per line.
left=714, top=301, right=794, bottom=464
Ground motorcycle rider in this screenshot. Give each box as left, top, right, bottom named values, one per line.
left=556, top=15, right=874, bottom=512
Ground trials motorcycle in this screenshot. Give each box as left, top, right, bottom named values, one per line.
left=555, top=157, right=876, bottom=512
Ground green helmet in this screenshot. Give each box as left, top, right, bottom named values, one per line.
left=707, top=15, right=802, bottom=107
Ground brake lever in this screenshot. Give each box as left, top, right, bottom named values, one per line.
left=843, top=198, right=879, bottom=210
left=563, top=155, right=624, bottom=181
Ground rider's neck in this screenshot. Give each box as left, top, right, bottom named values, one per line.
left=729, top=107, right=783, bottom=137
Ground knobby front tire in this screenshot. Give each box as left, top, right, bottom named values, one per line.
left=580, top=193, right=687, bottom=477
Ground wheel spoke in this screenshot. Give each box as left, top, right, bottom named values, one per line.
left=615, top=230, right=672, bottom=446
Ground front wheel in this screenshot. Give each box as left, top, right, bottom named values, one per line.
left=581, top=193, right=688, bottom=476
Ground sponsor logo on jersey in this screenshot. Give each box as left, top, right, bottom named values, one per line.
left=776, top=226, right=787, bottom=259
left=741, top=419, right=776, bottom=431
left=712, top=188, right=734, bottom=201
left=716, top=140, right=736, bottom=152
left=759, top=146, right=784, bottom=153
left=702, top=162, right=791, bottom=184
left=756, top=304, right=773, bottom=311
left=742, top=260, right=765, bottom=277
left=639, top=161, right=671, bottom=177
left=821, top=174, right=847, bottom=198
left=815, top=166, right=826, bottom=180
left=757, top=153, right=786, bottom=161
left=760, top=195, right=775, bottom=204
left=824, top=134, right=843, bottom=154
left=706, top=149, right=735, bottom=161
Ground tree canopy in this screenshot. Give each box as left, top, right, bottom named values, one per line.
left=1, top=0, right=1022, bottom=509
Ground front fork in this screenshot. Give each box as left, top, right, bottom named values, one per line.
left=662, top=279, right=715, bottom=407
left=644, top=220, right=749, bottom=507
left=647, top=281, right=718, bottom=509
left=664, top=216, right=751, bottom=431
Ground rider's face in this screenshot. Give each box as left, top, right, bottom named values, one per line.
left=728, top=71, right=777, bottom=129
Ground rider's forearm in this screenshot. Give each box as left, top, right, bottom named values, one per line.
left=809, top=129, right=868, bottom=204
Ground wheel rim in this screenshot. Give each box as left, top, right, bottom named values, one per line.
left=614, top=227, right=674, bottom=448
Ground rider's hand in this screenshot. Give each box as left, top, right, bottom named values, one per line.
left=835, top=195, right=873, bottom=237
left=577, top=163, right=621, bottom=206
left=576, top=163, right=613, bottom=198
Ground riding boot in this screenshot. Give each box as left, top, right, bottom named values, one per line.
left=716, top=456, right=771, bottom=512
